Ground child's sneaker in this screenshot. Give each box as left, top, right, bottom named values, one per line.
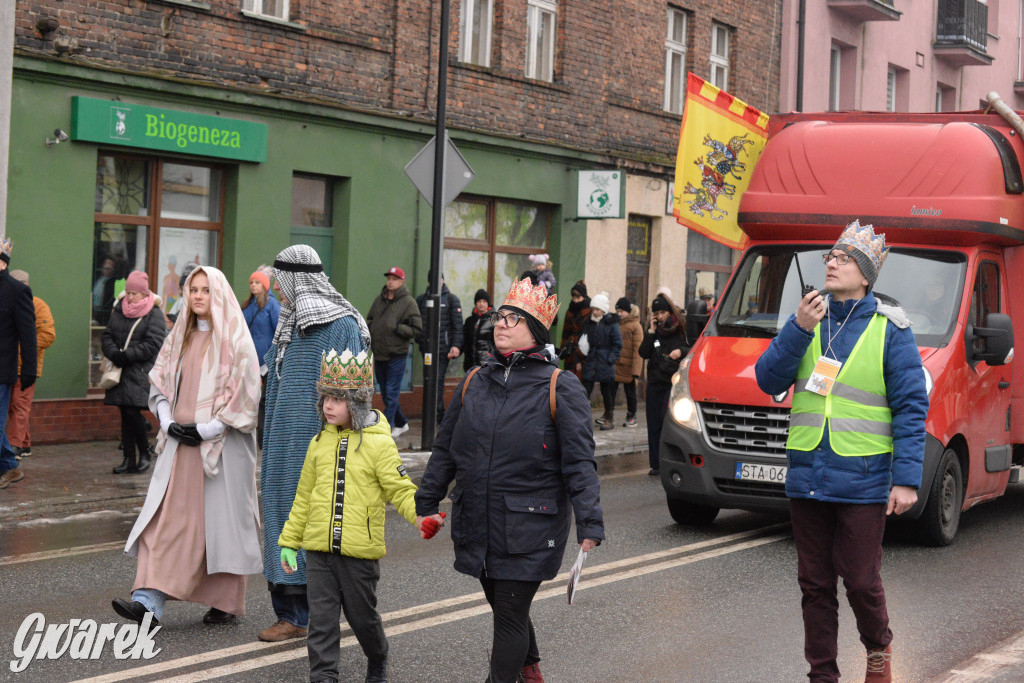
left=623, top=415, right=638, bottom=427
left=594, top=415, right=608, bottom=426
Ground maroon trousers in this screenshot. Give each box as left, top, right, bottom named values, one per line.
left=790, top=498, right=893, bottom=682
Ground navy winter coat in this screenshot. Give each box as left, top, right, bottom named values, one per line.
left=416, top=285, right=464, bottom=353
left=754, top=292, right=929, bottom=504
left=580, top=313, right=622, bottom=384
left=415, top=348, right=605, bottom=581
left=101, top=301, right=168, bottom=409
left=0, top=269, right=36, bottom=385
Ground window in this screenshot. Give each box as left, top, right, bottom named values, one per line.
left=886, top=68, right=896, bottom=111
left=460, top=0, right=494, bottom=67
left=829, top=46, right=841, bottom=111
left=291, top=174, right=336, bottom=275
left=710, top=23, right=729, bottom=90
left=526, top=0, right=557, bottom=81
left=664, top=8, right=688, bottom=114
left=887, top=65, right=909, bottom=112
left=91, top=154, right=224, bottom=389
left=243, top=0, right=288, bottom=20
left=936, top=82, right=956, bottom=112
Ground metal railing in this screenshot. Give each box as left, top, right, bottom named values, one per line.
left=936, top=0, right=988, bottom=52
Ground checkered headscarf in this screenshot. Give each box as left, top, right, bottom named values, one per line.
left=271, top=245, right=370, bottom=376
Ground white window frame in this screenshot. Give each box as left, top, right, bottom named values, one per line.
left=664, top=8, right=688, bottom=114
left=460, top=0, right=494, bottom=67
left=526, top=0, right=557, bottom=82
left=886, top=68, right=897, bottom=112
left=829, top=45, right=841, bottom=111
left=243, top=0, right=289, bottom=20
left=936, top=87, right=943, bottom=113
left=710, top=22, right=730, bottom=90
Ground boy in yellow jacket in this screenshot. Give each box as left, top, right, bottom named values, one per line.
left=279, top=348, right=437, bottom=683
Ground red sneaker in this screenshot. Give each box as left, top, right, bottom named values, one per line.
left=520, top=662, right=545, bottom=682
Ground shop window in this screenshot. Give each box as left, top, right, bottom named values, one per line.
left=526, top=0, right=557, bottom=81
left=290, top=174, right=335, bottom=275
left=90, top=153, right=224, bottom=390
left=685, top=230, right=733, bottom=308
left=664, top=8, right=688, bottom=114
left=243, top=0, right=289, bottom=20
left=460, top=0, right=494, bottom=67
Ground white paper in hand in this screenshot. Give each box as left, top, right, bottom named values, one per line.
left=567, top=548, right=588, bottom=605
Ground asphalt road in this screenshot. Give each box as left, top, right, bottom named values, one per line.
left=3, top=451, right=1024, bottom=682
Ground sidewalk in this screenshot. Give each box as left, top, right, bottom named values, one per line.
left=0, top=405, right=650, bottom=523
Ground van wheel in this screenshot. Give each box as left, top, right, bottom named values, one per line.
left=667, top=497, right=719, bottom=526
left=918, top=448, right=962, bottom=547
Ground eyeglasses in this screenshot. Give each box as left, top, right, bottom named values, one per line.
left=822, top=252, right=853, bottom=266
left=489, top=311, right=523, bottom=328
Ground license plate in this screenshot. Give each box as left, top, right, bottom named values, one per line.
left=735, top=462, right=787, bottom=483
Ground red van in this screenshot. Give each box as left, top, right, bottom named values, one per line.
left=661, top=110, right=1018, bottom=545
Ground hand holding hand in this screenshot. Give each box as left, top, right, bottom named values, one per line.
left=795, top=290, right=826, bottom=332
left=280, top=547, right=298, bottom=574
left=418, top=512, right=447, bottom=539
left=886, top=485, right=918, bottom=516
left=168, top=422, right=202, bottom=447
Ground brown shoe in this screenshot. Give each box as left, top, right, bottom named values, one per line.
left=0, top=468, right=24, bottom=489
left=257, top=619, right=307, bottom=642
left=520, top=662, right=545, bottom=682
left=865, top=644, right=892, bottom=682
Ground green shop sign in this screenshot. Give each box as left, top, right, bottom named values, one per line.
left=71, top=96, right=267, bottom=162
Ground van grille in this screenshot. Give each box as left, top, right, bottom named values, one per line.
left=714, top=478, right=788, bottom=498
left=699, top=402, right=790, bottom=458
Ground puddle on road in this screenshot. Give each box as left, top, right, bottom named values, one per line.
left=0, top=509, right=136, bottom=558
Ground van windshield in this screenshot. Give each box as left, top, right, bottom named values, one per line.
left=710, top=246, right=966, bottom=348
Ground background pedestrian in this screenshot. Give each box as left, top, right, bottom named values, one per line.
left=530, top=253, right=556, bottom=295
left=578, top=292, right=622, bottom=431
left=6, top=270, right=55, bottom=460
left=638, top=292, right=688, bottom=475
left=613, top=298, right=642, bottom=428
left=560, top=281, right=590, bottom=379
left=415, top=271, right=463, bottom=425
left=462, top=288, right=494, bottom=370
left=0, top=239, right=35, bottom=490
left=242, top=268, right=281, bottom=445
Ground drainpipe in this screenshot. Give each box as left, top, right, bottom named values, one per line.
left=796, top=0, right=806, bottom=111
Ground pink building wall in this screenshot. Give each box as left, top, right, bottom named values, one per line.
left=780, top=0, right=1024, bottom=113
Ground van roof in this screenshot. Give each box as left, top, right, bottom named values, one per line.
left=738, top=112, right=1024, bottom=247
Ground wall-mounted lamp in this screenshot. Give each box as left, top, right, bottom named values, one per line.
left=45, top=129, right=69, bottom=147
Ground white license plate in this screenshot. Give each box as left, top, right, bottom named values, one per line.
left=735, top=462, right=787, bottom=483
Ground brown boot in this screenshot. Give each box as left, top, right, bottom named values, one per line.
left=520, top=662, right=545, bottom=682
left=257, top=619, right=307, bottom=642
left=865, top=644, right=892, bottom=682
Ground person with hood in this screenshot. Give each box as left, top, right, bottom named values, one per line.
left=638, top=292, right=688, bottom=475
left=529, top=253, right=556, bottom=295
left=112, top=266, right=262, bottom=627
left=101, top=270, right=168, bottom=475
left=278, top=347, right=423, bottom=683
left=578, top=292, right=622, bottom=431
left=755, top=220, right=928, bottom=683
left=416, top=276, right=604, bottom=683
left=242, top=269, right=281, bottom=446
left=259, top=244, right=371, bottom=643
left=166, top=262, right=199, bottom=327
left=560, top=281, right=590, bottom=379
left=462, top=288, right=495, bottom=371
left=0, top=238, right=35, bottom=490
left=612, top=298, right=643, bottom=428
left=6, top=269, right=55, bottom=460
left=415, top=271, right=463, bottom=424
left=366, top=266, right=422, bottom=439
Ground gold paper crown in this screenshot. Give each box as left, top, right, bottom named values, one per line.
left=0, top=237, right=11, bottom=262
left=319, top=348, right=374, bottom=392
left=501, top=277, right=560, bottom=328
left=835, top=219, right=889, bottom=271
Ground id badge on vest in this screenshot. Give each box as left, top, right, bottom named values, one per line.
left=806, top=356, right=842, bottom=396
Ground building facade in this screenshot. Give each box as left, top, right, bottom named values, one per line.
left=8, top=0, right=782, bottom=440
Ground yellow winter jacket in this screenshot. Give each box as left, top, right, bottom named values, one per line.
left=278, top=412, right=418, bottom=559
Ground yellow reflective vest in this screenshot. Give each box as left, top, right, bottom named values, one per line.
left=787, top=314, right=893, bottom=456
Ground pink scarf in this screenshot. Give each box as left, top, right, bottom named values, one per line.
left=122, top=291, right=156, bottom=319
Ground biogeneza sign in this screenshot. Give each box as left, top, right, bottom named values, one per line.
left=71, top=96, right=267, bottom=162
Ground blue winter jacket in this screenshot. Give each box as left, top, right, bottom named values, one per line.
left=580, top=313, right=623, bottom=384
left=243, top=295, right=281, bottom=365
left=754, top=292, right=929, bottom=504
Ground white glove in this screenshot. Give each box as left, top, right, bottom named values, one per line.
left=196, top=419, right=226, bottom=441
left=577, top=333, right=590, bottom=357
left=155, top=398, right=173, bottom=434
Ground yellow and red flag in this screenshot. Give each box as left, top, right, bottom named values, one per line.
left=673, top=73, right=769, bottom=250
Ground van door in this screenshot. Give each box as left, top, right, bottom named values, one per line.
left=964, top=257, right=1013, bottom=498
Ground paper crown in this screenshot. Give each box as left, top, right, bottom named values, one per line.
left=833, top=219, right=889, bottom=283
left=0, top=237, right=11, bottom=263
left=319, top=348, right=374, bottom=392
left=501, top=276, right=560, bottom=328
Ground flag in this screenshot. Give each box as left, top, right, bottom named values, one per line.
left=673, top=73, right=769, bottom=250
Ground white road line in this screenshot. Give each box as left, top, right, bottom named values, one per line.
left=936, top=629, right=1024, bottom=682
left=68, top=528, right=791, bottom=683
left=0, top=541, right=125, bottom=566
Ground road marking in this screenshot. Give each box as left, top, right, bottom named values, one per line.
left=937, top=629, right=1024, bottom=682
left=68, top=525, right=790, bottom=683
left=0, top=540, right=124, bottom=566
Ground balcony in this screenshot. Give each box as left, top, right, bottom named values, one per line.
left=934, top=0, right=992, bottom=66
left=827, top=0, right=900, bottom=22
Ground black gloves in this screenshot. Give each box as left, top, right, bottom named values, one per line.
left=168, top=422, right=203, bottom=447
left=111, top=351, right=129, bottom=367
left=19, top=375, right=36, bottom=390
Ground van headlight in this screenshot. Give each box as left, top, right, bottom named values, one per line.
left=669, top=357, right=700, bottom=432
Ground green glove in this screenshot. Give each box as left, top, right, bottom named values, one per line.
left=280, top=547, right=298, bottom=571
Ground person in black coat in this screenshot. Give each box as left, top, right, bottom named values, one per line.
left=101, top=271, right=168, bottom=475
left=0, top=239, right=37, bottom=489
left=577, top=293, right=623, bottom=431
left=462, top=288, right=495, bottom=371
left=416, top=272, right=464, bottom=424
left=638, top=293, right=690, bottom=475
left=415, top=276, right=604, bottom=683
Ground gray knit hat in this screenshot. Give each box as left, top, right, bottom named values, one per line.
left=831, top=219, right=889, bottom=287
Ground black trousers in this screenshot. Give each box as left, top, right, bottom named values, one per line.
left=479, top=575, right=541, bottom=683
left=610, top=379, right=638, bottom=416
left=582, top=380, right=616, bottom=419
left=119, top=406, right=149, bottom=464
left=306, top=551, right=387, bottom=682
left=645, top=383, right=671, bottom=469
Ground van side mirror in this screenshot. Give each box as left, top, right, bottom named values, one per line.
left=965, top=312, right=1014, bottom=366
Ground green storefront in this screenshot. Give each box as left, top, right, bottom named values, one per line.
left=9, top=57, right=596, bottom=433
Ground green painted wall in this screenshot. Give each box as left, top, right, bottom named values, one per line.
left=9, top=59, right=594, bottom=399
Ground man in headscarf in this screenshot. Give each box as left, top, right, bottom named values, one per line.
left=258, top=245, right=371, bottom=643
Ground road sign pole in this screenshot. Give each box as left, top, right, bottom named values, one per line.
left=422, top=0, right=451, bottom=450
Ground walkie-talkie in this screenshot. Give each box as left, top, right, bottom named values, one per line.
left=794, top=253, right=815, bottom=297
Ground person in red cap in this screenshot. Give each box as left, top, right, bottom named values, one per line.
left=366, top=266, right=421, bottom=439
left=242, top=269, right=281, bottom=445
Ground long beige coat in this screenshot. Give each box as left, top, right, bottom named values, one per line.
left=615, top=308, right=644, bottom=383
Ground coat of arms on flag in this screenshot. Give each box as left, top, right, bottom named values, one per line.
left=673, top=73, right=769, bottom=250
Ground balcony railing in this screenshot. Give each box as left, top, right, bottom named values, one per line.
left=827, top=0, right=900, bottom=23
left=936, top=0, right=988, bottom=52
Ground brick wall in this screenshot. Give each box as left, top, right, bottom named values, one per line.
left=15, top=0, right=782, bottom=167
